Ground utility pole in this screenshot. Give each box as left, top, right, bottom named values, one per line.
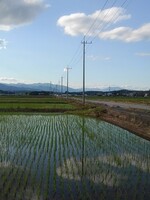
left=81, top=36, right=92, bottom=105
left=49, top=81, right=52, bottom=94
left=58, top=80, right=60, bottom=94
left=64, top=67, right=72, bottom=99
left=55, top=84, right=58, bottom=94
left=61, top=76, right=63, bottom=95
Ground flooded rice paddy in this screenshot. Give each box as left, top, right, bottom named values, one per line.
left=0, top=114, right=150, bottom=200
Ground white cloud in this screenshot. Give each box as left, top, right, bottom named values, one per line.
left=58, top=7, right=150, bottom=43
left=57, top=7, right=130, bottom=36
left=0, top=77, right=19, bottom=83
left=88, top=55, right=111, bottom=61
left=0, top=39, right=8, bottom=49
left=135, top=52, right=150, bottom=57
left=88, top=55, right=99, bottom=61
left=0, top=0, right=49, bottom=31
left=99, top=23, right=150, bottom=42
left=120, top=85, right=150, bottom=91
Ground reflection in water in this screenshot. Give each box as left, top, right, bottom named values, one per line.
left=56, top=115, right=150, bottom=199
left=81, top=117, right=85, bottom=179
left=0, top=114, right=150, bottom=200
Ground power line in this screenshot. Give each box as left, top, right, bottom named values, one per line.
left=86, top=0, right=119, bottom=42
left=68, top=0, right=120, bottom=68
left=85, top=0, right=109, bottom=37
left=80, top=0, right=131, bottom=103
left=66, top=0, right=110, bottom=68
left=85, top=0, right=119, bottom=42
left=67, top=43, right=82, bottom=67
left=62, top=0, right=131, bottom=93
left=89, top=0, right=130, bottom=43
left=67, top=0, right=130, bottom=68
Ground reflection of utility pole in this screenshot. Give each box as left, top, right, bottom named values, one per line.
left=81, top=118, right=85, bottom=179
left=64, top=67, right=72, bottom=99
left=82, top=36, right=92, bottom=105
left=61, top=76, right=63, bottom=95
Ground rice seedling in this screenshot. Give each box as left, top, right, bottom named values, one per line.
left=0, top=114, right=150, bottom=199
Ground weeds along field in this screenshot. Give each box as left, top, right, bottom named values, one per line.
left=0, top=114, right=150, bottom=200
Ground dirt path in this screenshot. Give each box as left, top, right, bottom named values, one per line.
left=71, top=97, right=150, bottom=141
left=100, top=105, right=150, bottom=141
left=87, top=100, right=150, bottom=141
left=86, top=100, right=150, bottom=111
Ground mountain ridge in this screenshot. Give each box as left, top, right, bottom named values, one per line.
left=0, top=83, right=147, bottom=93
left=0, top=83, right=124, bottom=92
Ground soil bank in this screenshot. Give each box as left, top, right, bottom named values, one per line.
left=69, top=99, right=150, bottom=141
left=97, top=104, right=150, bottom=141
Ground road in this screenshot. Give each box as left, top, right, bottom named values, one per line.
left=86, top=100, right=150, bottom=111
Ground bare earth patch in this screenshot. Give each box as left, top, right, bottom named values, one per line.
left=100, top=105, right=150, bottom=141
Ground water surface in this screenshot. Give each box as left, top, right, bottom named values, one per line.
left=0, top=114, right=150, bottom=199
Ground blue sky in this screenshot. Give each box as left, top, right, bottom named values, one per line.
left=0, top=0, right=150, bottom=90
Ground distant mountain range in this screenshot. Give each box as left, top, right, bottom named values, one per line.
left=4, top=82, right=149, bottom=94
left=0, top=83, right=124, bottom=93
left=0, top=83, right=72, bottom=93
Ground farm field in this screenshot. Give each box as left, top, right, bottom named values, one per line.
left=0, top=96, right=76, bottom=112
left=0, top=114, right=150, bottom=200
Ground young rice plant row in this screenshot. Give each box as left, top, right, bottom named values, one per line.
left=0, top=114, right=150, bottom=200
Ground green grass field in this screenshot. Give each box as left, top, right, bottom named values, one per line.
left=0, top=96, right=64, bottom=103
left=0, top=96, right=76, bottom=112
